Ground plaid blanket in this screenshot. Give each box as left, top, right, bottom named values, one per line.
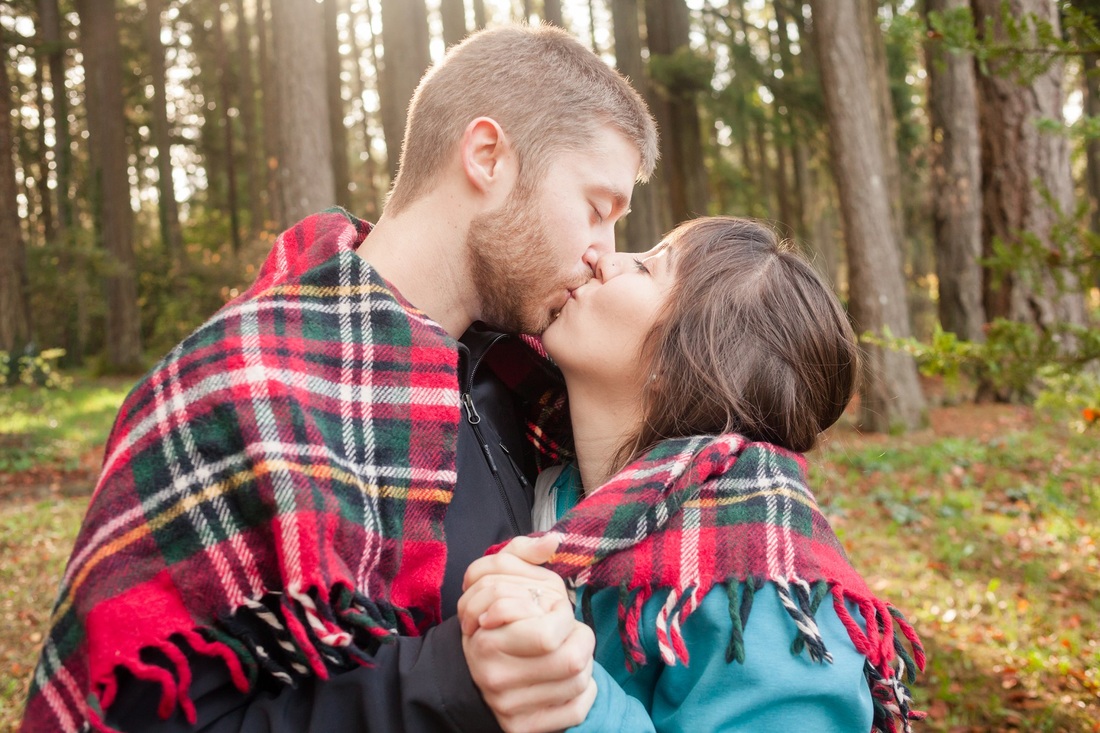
left=541, top=434, right=927, bottom=733
left=22, top=209, right=564, bottom=733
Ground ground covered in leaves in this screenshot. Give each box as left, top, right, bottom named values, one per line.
left=0, top=376, right=1097, bottom=732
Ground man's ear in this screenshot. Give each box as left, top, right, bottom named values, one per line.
left=461, top=117, right=514, bottom=195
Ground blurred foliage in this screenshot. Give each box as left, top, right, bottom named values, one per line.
left=0, top=349, right=70, bottom=390
left=928, top=0, right=1100, bottom=83
left=648, top=46, right=716, bottom=96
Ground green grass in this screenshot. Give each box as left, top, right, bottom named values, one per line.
left=0, top=377, right=131, bottom=474
left=0, top=497, right=86, bottom=732
left=813, top=414, right=1100, bottom=732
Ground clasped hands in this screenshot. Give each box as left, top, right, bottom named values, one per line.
left=459, top=534, right=596, bottom=733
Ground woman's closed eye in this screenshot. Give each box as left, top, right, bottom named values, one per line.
left=633, top=258, right=651, bottom=274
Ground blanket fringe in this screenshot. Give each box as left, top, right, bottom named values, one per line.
left=85, top=583, right=408, bottom=732
left=588, top=576, right=926, bottom=733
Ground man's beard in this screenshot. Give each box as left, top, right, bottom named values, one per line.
left=465, top=190, right=569, bottom=335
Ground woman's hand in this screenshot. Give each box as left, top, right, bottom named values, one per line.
left=459, top=534, right=597, bottom=733
left=458, top=534, right=569, bottom=635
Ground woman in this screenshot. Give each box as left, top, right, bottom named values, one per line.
left=459, top=217, right=925, bottom=732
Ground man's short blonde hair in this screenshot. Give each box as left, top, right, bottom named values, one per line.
left=386, top=24, right=658, bottom=213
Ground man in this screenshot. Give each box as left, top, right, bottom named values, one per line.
left=22, top=24, right=657, bottom=733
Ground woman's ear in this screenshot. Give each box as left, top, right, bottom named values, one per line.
left=460, top=117, right=516, bottom=196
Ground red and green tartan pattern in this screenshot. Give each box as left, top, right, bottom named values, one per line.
left=542, top=434, right=927, bottom=733
left=21, top=211, right=476, bottom=733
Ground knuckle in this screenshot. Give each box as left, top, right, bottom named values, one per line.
left=562, top=643, right=590, bottom=676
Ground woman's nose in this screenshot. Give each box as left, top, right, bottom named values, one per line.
left=595, top=252, right=630, bottom=282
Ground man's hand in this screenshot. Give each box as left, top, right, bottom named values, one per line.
left=459, top=534, right=598, bottom=733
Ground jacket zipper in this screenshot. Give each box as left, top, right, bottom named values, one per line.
left=461, top=335, right=521, bottom=535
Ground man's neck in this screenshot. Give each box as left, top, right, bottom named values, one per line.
left=356, top=197, right=478, bottom=338
left=564, top=378, right=643, bottom=491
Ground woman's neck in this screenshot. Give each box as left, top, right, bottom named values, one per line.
left=563, top=377, right=643, bottom=491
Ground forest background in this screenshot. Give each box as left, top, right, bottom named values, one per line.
left=1, top=0, right=1099, bottom=730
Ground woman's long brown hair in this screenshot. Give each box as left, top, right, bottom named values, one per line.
left=615, top=217, right=860, bottom=469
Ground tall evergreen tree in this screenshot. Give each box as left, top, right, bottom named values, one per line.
left=611, top=0, right=662, bottom=251
left=379, top=0, right=430, bottom=181
left=645, top=0, right=709, bottom=223
left=0, top=29, right=32, bottom=354
left=810, top=0, right=927, bottom=431
left=325, top=0, right=352, bottom=211
left=144, top=0, right=184, bottom=268
left=75, top=0, right=143, bottom=371
left=972, top=0, right=1087, bottom=343
left=926, top=0, right=984, bottom=341
left=271, top=0, right=336, bottom=224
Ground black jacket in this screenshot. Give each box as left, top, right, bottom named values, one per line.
left=105, top=327, right=545, bottom=733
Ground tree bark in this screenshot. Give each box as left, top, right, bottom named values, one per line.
left=271, top=0, right=337, bottom=225
left=144, top=0, right=184, bottom=269
left=0, top=30, right=32, bottom=354
left=214, top=9, right=243, bottom=253
left=1084, top=49, right=1100, bottom=235
left=544, top=0, right=564, bottom=27
left=587, top=0, right=600, bottom=52
left=440, top=0, right=467, bottom=46
left=379, top=0, right=430, bottom=182
left=348, top=1, right=382, bottom=218
left=926, top=0, right=984, bottom=341
left=644, top=0, right=709, bottom=223
left=32, top=52, right=55, bottom=244
left=774, top=0, right=809, bottom=241
left=972, top=0, right=1087, bottom=335
left=256, top=0, right=282, bottom=228
left=38, top=0, right=73, bottom=234
left=75, top=0, right=143, bottom=371
left=859, top=0, right=905, bottom=253
left=611, top=0, right=662, bottom=252
left=325, top=0, right=352, bottom=210
left=810, top=0, right=926, bottom=431
left=234, top=0, right=263, bottom=233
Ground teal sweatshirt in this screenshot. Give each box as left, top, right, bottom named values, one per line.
left=535, top=465, right=874, bottom=732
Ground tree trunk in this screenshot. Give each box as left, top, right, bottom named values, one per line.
left=234, top=0, right=263, bottom=233
left=348, top=2, right=382, bottom=218
left=544, top=0, right=564, bottom=27
left=644, top=0, right=709, bottom=223
left=473, top=0, right=487, bottom=29
left=810, top=0, right=926, bottom=431
left=32, top=53, right=55, bottom=244
left=1072, top=0, right=1100, bottom=236
left=214, top=9, right=243, bottom=252
left=271, top=0, right=337, bottom=225
left=0, top=30, right=32, bottom=354
left=587, top=0, right=600, bottom=52
left=859, top=0, right=905, bottom=254
left=325, top=0, right=352, bottom=211
left=256, top=0, right=282, bottom=228
left=38, top=0, right=73, bottom=234
left=972, top=0, right=1087, bottom=336
left=379, top=0, right=431, bottom=182
left=1084, top=49, right=1100, bottom=236
left=144, top=0, right=185, bottom=269
left=775, top=0, right=809, bottom=241
left=440, top=0, right=467, bottom=46
left=75, top=0, right=142, bottom=370
left=926, top=0, right=984, bottom=341
left=612, top=0, right=662, bottom=252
